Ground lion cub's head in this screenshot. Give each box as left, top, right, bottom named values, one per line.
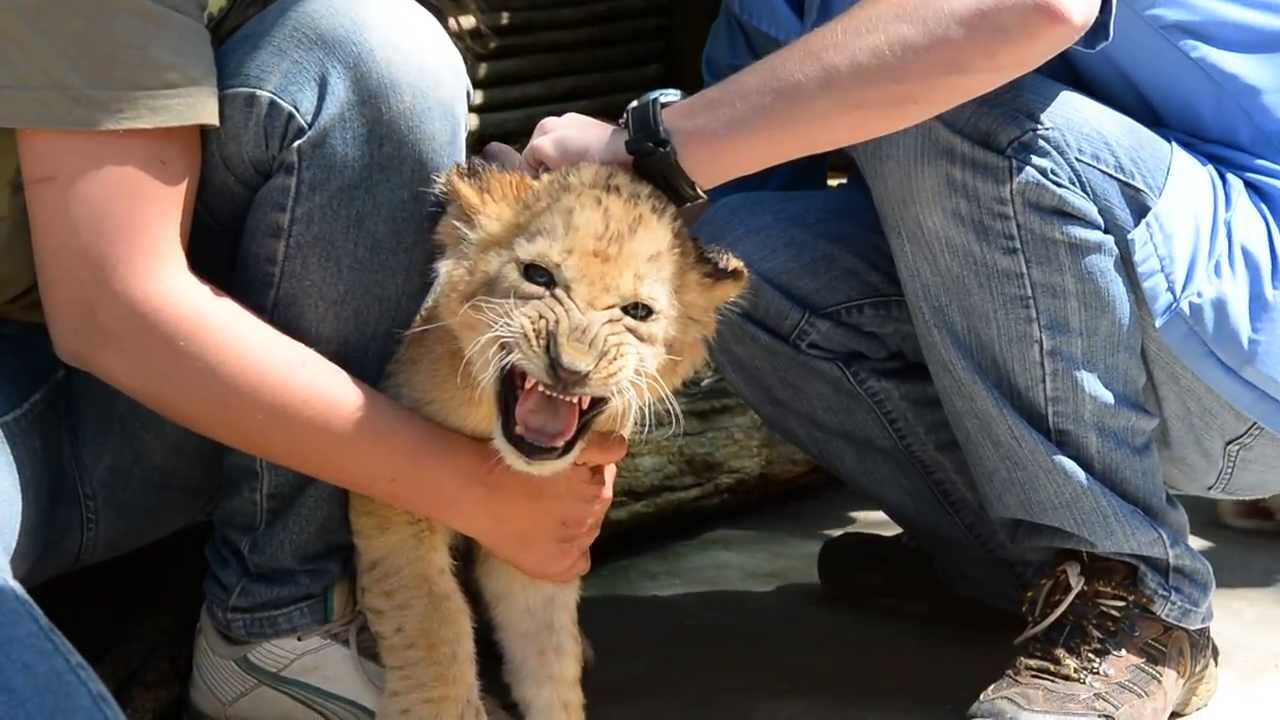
left=411, top=161, right=747, bottom=474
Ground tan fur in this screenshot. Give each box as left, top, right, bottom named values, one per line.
left=350, top=162, right=747, bottom=719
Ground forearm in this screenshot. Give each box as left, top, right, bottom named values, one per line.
left=68, top=275, right=488, bottom=523
left=17, top=126, right=494, bottom=527
left=667, top=0, right=1099, bottom=188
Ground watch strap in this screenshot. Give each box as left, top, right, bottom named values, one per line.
left=623, top=94, right=706, bottom=208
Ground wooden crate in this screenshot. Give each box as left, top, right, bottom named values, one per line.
left=430, top=0, right=719, bottom=150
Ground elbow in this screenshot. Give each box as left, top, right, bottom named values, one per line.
left=42, top=285, right=132, bottom=373
left=44, top=300, right=108, bottom=372
left=41, top=260, right=197, bottom=374
left=1032, top=0, right=1103, bottom=40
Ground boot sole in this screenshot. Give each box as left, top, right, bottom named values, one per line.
left=1173, top=657, right=1219, bottom=716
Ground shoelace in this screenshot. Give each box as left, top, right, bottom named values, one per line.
left=1011, top=560, right=1136, bottom=682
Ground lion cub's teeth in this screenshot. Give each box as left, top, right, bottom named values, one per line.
left=531, top=381, right=585, bottom=405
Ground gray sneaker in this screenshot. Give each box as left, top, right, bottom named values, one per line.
left=185, top=582, right=381, bottom=720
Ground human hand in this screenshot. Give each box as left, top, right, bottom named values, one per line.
left=520, top=113, right=630, bottom=174
left=479, top=141, right=525, bottom=170
left=465, top=432, right=627, bottom=582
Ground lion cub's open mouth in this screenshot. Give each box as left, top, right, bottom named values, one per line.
left=498, top=367, right=609, bottom=462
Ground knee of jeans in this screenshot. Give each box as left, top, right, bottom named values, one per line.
left=216, top=0, right=470, bottom=165
left=343, top=1, right=470, bottom=137
left=853, top=73, right=1090, bottom=207
left=308, top=0, right=469, bottom=148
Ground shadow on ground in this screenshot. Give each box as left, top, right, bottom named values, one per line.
left=31, top=526, right=206, bottom=719
left=1183, top=497, right=1280, bottom=591
left=581, top=584, right=1012, bottom=720
left=33, top=487, right=1279, bottom=719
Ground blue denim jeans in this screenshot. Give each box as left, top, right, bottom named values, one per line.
left=0, top=0, right=467, bottom=716
left=701, top=71, right=1280, bottom=631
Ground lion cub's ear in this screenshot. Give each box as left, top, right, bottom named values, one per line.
left=438, top=158, right=535, bottom=251
left=662, top=237, right=750, bottom=390
left=687, top=239, right=749, bottom=308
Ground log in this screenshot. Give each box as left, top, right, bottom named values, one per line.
left=606, top=366, right=820, bottom=534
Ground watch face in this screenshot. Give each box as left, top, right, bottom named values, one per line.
left=627, top=88, right=687, bottom=112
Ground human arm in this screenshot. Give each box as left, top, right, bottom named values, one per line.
left=523, top=0, right=1102, bottom=188
left=698, top=4, right=832, bottom=197
left=17, top=126, right=623, bottom=582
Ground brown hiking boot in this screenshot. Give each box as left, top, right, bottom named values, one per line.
left=969, top=555, right=1219, bottom=719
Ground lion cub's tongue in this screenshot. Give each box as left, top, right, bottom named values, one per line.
left=514, top=385, right=581, bottom=448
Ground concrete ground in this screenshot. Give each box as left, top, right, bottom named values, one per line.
left=38, top=484, right=1277, bottom=719
left=580, top=486, right=1280, bottom=719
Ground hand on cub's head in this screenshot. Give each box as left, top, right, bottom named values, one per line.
left=502, top=112, right=630, bottom=175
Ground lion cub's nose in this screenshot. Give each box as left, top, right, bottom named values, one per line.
left=548, top=336, right=594, bottom=388
left=550, top=360, right=590, bottom=387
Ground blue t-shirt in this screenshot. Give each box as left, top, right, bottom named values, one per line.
left=704, top=0, right=1280, bottom=432
left=1066, top=1, right=1280, bottom=432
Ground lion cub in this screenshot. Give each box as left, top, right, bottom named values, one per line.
left=349, top=161, right=747, bottom=719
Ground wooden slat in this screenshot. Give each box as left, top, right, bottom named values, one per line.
left=473, top=0, right=654, bottom=9
left=466, top=17, right=667, bottom=58
left=470, top=65, right=663, bottom=111
left=451, top=0, right=662, bottom=33
left=431, top=0, right=706, bottom=149
left=469, top=41, right=665, bottom=85
left=468, top=91, right=640, bottom=139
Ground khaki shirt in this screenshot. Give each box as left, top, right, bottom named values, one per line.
left=0, top=0, right=233, bottom=323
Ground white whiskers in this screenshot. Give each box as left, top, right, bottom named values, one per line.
left=605, top=357, right=684, bottom=441
left=457, top=296, right=523, bottom=394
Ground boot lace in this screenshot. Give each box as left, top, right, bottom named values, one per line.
left=1011, top=560, right=1139, bottom=683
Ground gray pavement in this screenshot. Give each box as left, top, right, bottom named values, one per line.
left=581, top=486, right=1279, bottom=719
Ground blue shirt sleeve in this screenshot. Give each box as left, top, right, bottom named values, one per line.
left=1072, top=0, right=1116, bottom=52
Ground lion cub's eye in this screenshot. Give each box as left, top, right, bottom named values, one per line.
left=621, top=302, right=655, bottom=321
left=521, top=263, right=557, bottom=289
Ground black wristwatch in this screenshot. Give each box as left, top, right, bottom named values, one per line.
left=620, top=89, right=707, bottom=209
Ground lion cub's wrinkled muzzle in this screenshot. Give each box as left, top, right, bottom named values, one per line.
left=497, top=366, right=610, bottom=462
